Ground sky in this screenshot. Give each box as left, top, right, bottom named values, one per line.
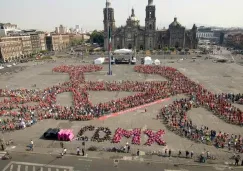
left=0, top=0, right=242, bottom=31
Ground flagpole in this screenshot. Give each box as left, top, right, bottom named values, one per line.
left=106, top=0, right=112, bottom=75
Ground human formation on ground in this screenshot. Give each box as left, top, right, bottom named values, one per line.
left=0, top=64, right=242, bottom=151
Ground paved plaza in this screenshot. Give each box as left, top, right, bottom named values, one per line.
left=0, top=152, right=241, bottom=171
left=0, top=51, right=243, bottom=164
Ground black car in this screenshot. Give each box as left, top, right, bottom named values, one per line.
left=43, top=128, right=60, bottom=139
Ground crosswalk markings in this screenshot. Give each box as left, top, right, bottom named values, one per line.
left=3, top=161, right=74, bottom=171
left=78, top=158, right=92, bottom=162
left=17, top=165, right=21, bottom=171
left=10, top=164, right=13, bottom=171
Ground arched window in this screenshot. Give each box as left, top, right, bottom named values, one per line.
left=117, top=45, right=120, bottom=49
left=140, top=45, right=144, bottom=50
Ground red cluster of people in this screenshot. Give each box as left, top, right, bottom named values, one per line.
left=134, top=65, right=242, bottom=151
left=112, top=128, right=142, bottom=145
left=144, top=129, right=166, bottom=146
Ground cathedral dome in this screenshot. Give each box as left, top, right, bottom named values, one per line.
left=130, top=16, right=139, bottom=22
left=129, top=8, right=139, bottom=22
left=170, top=17, right=181, bottom=27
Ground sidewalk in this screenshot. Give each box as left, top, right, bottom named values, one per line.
left=5, top=145, right=238, bottom=167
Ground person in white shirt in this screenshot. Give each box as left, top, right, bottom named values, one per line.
left=30, top=140, right=34, bottom=151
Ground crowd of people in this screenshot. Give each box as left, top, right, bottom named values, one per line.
left=134, top=65, right=242, bottom=152
left=0, top=64, right=242, bottom=152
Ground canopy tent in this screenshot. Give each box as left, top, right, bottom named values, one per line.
left=154, top=59, right=160, bottom=65
left=114, top=49, right=133, bottom=54
left=144, top=56, right=153, bottom=65
left=94, top=57, right=105, bottom=65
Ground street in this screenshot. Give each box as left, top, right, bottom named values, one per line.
left=0, top=152, right=242, bottom=171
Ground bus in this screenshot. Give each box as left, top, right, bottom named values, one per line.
left=113, top=49, right=136, bottom=64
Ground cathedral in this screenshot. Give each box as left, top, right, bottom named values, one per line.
left=103, top=0, right=198, bottom=51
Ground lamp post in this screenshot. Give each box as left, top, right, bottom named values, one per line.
left=106, top=0, right=112, bottom=75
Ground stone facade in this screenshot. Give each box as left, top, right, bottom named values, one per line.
left=0, top=35, right=32, bottom=56
left=30, top=33, right=41, bottom=53
left=0, top=41, right=23, bottom=62
left=39, top=33, right=47, bottom=51
left=46, top=34, right=70, bottom=51
left=103, top=0, right=198, bottom=51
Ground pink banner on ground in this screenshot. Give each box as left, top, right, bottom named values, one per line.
left=99, top=98, right=170, bottom=120
left=58, top=129, right=74, bottom=141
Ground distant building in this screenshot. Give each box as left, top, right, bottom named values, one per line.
left=46, top=34, right=70, bottom=51
left=225, top=33, right=243, bottom=49
left=0, top=23, right=21, bottom=37
left=38, top=33, right=47, bottom=51
left=1, top=35, right=32, bottom=57
left=55, top=25, right=68, bottom=34
left=196, top=27, right=214, bottom=40
left=0, top=41, right=23, bottom=62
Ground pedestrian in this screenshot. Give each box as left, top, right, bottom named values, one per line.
left=168, top=149, right=171, bottom=157
left=165, top=149, right=167, bottom=156
left=82, top=148, right=85, bottom=156
left=63, top=148, right=67, bottom=155
left=178, top=150, right=182, bottom=157
left=127, top=145, right=130, bottom=153
left=228, top=141, right=231, bottom=151
left=60, top=142, right=64, bottom=148
left=1, top=142, right=5, bottom=151
left=77, top=147, right=80, bottom=156
left=30, top=140, right=34, bottom=151
left=137, top=149, right=140, bottom=156
left=190, top=151, right=194, bottom=158
left=186, top=150, right=189, bottom=158
left=235, top=156, right=239, bottom=166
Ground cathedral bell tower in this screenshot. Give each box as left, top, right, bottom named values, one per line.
left=145, top=0, right=156, bottom=50
left=103, top=0, right=115, bottom=50
left=145, top=0, right=156, bottom=31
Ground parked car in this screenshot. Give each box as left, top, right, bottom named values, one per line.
left=43, top=128, right=60, bottom=139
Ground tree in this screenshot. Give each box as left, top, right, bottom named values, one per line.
left=163, top=47, right=168, bottom=52
left=169, top=47, right=175, bottom=52
left=70, top=39, right=84, bottom=46
left=90, top=30, right=104, bottom=46
left=177, top=47, right=182, bottom=51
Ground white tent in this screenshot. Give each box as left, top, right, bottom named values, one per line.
left=94, top=57, right=105, bottom=65
left=144, top=56, right=153, bottom=65
left=154, top=59, right=160, bottom=65
left=114, top=49, right=133, bottom=54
